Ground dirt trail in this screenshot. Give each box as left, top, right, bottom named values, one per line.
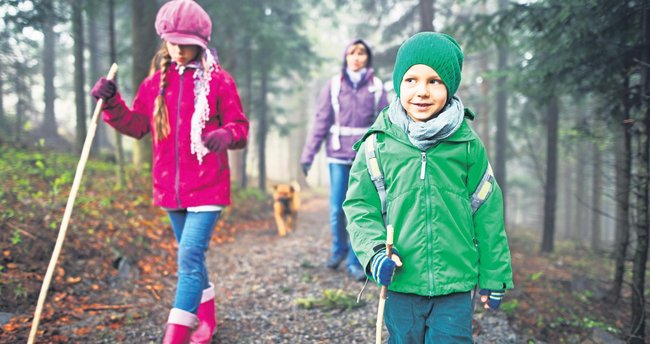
left=208, top=194, right=517, bottom=343
left=210, top=195, right=378, bottom=343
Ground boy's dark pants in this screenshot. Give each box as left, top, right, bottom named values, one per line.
left=385, top=290, right=473, bottom=343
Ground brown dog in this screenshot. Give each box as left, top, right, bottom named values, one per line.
left=272, top=182, right=301, bottom=236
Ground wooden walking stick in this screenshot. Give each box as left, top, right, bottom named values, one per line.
left=376, top=224, right=394, bottom=344
left=27, top=63, right=119, bottom=344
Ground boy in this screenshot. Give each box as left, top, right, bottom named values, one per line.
left=343, top=32, right=513, bottom=343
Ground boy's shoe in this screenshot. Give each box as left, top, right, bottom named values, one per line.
left=348, top=265, right=367, bottom=282
left=325, top=255, right=346, bottom=269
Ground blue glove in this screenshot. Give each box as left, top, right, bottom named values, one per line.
left=479, top=289, right=505, bottom=310
left=370, top=249, right=401, bottom=286
left=301, top=163, right=311, bottom=177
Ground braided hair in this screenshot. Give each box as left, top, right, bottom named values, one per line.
left=150, top=42, right=172, bottom=142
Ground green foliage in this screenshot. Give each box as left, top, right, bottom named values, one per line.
left=549, top=315, right=620, bottom=335
left=500, top=299, right=519, bottom=317
left=52, top=171, right=73, bottom=196
left=572, top=290, right=593, bottom=303
left=11, top=230, right=21, bottom=245
left=529, top=271, right=544, bottom=281
left=295, top=289, right=365, bottom=311
left=300, top=260, right=315, bottom=269
left=13, top=283, right=27, bottom=299
left=457, top=0, right=643, bottom=106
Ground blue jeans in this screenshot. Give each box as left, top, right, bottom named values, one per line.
left=329, top=163, right=361, bottom=270
left=167, top=210, right=220, bottom=314
left=385, top=291, right=473, bottom=343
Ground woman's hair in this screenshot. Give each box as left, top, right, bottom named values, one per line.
left=150, top=42, right=172, bottom=142
left=149, top=41, right=207, bottom=142
left=347, top=43, right=367, bottom=56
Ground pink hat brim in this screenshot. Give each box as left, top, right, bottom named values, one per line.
left=162, top=32, right=208, bottom=49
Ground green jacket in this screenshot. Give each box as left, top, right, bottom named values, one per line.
left=343, top=110, right=514, bottom=296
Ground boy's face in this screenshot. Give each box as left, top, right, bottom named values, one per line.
left=399, top=64, right=448, bottom=122
left=346, top=44, right=368, bottom=72
left=166, top=42, right=201, bottom=66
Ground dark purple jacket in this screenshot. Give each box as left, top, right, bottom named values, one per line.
left=301, top=39, right=389, bottom=164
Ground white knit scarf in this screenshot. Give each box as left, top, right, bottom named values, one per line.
left=183, top=49, right=217, bottom=164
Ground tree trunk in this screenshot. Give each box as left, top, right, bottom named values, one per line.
left=541, top=97, right=559, bottom=253
left=109, top=0, right=126, bottom=188
left=257, top=62, right=269, bottom=191
left=87, top=0, right=108, bottom=154
left=14, top=62, right=25, bottom=143
left=131, top=0, right=157, bottom=167
left=630, top=7, right=650, bottom=344
left=631, top=106, right=649, bottom=344
left=562, top=155, right=573, bottom=240
left=476, top=2, right=490, bottom=155
left=0, top=68, right=5, bottom=135
left=231, top=43, right=253, bottom=189
left=73, top=0, right=87, bottom=153
left=590, top=142, right=602, bottom=251
left=238, top=43, right=254, bottom=189
left=418, top=0, right=434, bottom=31
left=41, top=2, right=59, bottom=141
left=495, top=0, right=509, bottom=217
left=610, top=73, right=632, bottom=301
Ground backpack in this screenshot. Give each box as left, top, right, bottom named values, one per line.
left=329, top=75, right=384, bottom=150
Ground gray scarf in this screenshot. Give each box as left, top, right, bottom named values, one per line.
left=387, top=96, right=465, bottom=151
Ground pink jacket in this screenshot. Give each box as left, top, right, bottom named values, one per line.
left=102, top=64, right=249, bottom=208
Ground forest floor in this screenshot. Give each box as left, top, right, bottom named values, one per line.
left=0, top=144, right=643, bottom=343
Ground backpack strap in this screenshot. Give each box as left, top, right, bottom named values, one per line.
left=330, top=76, right=343, bottom=150
left=330, top=76, right=383, bottom=151
left=364, top=132, right=387, bottom=225
left=330, top=75, right=342, bottom=120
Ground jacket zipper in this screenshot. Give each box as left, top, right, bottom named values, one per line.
left=420, top=152, right=426, bottom=179
left=421, top=151, right=434, bottom=295
left=175, top=73, right=184, bottom=208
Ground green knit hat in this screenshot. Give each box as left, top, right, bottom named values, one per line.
left=393, top=32, right=464, bottom=99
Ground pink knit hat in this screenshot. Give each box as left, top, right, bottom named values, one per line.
left=155, top=0, right=211, bottom=49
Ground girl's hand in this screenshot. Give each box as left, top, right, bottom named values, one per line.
left=479, top=289, right=505, bottom=310
left=202, top=128, right=233, bottom=153
left=91, top=77, right=117, bottom=100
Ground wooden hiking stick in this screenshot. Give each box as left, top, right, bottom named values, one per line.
left=376, top=224, right=394, bottom=344
left=28, top=63, right=119, bottom=344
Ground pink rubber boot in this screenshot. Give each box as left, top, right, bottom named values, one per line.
left=162, top=308, right=198, bottom=344
left=190, top=283, right=217, bottom=344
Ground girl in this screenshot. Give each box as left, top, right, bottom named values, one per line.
left=300, top=39, right=389, bottom=281
left=91, top=1, right=249, bottom=343
left=343, top=32, right=513, bottom=343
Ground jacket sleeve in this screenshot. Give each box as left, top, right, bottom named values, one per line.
left=467, top=139, right=514, bottom=290
left=300, top=79, right=334, bottom=165
left=216, top=70, right=249, bottom=149
left=101, top=85, right=151, bottom=140
left=343, top=140, right=388, bottom=272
